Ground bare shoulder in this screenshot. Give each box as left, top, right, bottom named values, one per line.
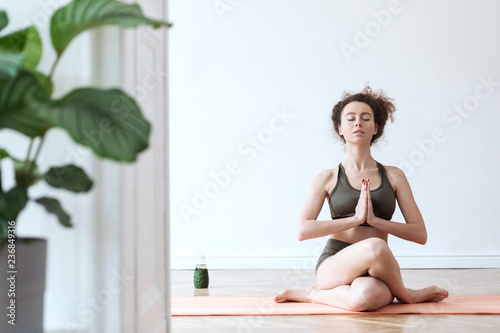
left=383, top=165, right=421, bottom=210
left=382, top=165, right=409, bottom=190
left=384, top=165, right=407, bottom=180
left=313, top=168, right=337, bottom=184
left=311, top=167, right=338, bottom=196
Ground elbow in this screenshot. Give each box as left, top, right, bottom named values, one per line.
left=410, top=223, right=427, bottom=245
left=418, top=231, right=428, bottom=245
left=296, top=223, right=308, bottom=241
left=296, top=230, right=307, bottom=241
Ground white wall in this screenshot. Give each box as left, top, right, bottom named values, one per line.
left=169, top=0, right=500, bottom=269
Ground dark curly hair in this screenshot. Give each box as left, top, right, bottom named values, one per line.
left=331, top=86, right=396, bottom=144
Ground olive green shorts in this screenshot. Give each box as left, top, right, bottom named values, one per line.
left=315, top=238, right=353, bottom=273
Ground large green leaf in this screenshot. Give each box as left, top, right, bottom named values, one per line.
left=0, top=11, right=7, bottom=33
left=44, top=164, right=93, bottom=193
left=0, top=26, right=42, bottom=71
left=41, top=88, right=150, bottom=162
left=32, top=71, right=53, bottom=95
left=0, top=70, right=50, bottom=137
left=0, top=52, right=24, bottom=80
left=51, top=0, right=172, bottom=56
left=35, top=197, right=72, bottom=227
left=0, top=186, right=28, bottom=221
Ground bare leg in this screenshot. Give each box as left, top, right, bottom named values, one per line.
left=317, top=238, right=447, bottom=304
left=275, top=238, right=448, bottom=309
left=274, top=276, right=393, bottom=311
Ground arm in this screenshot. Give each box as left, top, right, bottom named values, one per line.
left=366, top=167, right=427, bottom=245
left=297, top=170, right=365, bottom=241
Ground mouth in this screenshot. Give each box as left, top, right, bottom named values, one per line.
left=353, top=130, right=364, bottom=134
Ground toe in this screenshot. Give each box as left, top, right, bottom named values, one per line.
left=273, top=290, right=287, bottom=303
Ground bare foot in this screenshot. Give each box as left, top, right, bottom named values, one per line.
left=399, top=286, right=449, bottom=304
left=273, top=285, right=319, bottom=303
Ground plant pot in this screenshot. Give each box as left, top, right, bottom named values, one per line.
left=0, top=238, right=47, bottom=333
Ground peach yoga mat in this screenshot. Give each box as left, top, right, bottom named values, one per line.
left=171, top=295, right=500, bottom=316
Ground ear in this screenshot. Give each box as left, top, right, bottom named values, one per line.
left=338, top=124, right=343, bottom=136
left=373, top=123, right=378, bottom=134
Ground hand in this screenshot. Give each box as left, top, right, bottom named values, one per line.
left=354, top=179, right=368, bottom=225
left=365, top=179, right=377, bottom=225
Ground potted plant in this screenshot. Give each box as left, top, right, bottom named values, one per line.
left=0, top=0, right=170, bottom=331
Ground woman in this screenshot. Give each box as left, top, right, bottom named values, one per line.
left=274, top=86, right=448, bottom=311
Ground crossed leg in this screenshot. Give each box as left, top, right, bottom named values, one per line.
left=274, top=237, right=448, bottom=311
left=275, top=275, right=393, bottom=311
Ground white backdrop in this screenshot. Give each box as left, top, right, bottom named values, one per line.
left=169, top=0, right=500, bottom=269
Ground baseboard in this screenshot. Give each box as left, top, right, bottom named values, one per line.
left=171, top=255, right=500, bottom=270
left=45, top=324, right=91, bottom=333
left=396, top=255, right=500, bottom=269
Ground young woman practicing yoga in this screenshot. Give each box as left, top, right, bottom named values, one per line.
left=274, top=87, right=449, bottom=311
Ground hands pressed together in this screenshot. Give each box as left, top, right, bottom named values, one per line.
left=354, top=179, right=378, bottom=226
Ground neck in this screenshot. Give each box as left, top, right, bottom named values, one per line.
left=343, top=143, right=375, bottom=170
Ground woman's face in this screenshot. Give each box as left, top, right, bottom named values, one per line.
left=338, top=102, right=378, bottom=144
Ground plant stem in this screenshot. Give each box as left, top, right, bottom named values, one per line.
left=27, top=134, right=45, bottom=179
left=24, top=138, right=34, bottom=170
left=46, top=53, right=62, bottom=90
left=27, top=52, right=63, bottom=180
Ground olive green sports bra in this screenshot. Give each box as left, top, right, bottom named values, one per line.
left=329, top=162, right=396, bottom=227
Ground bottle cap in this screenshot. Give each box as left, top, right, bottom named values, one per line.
left=197, top=251, right=206, bottom=264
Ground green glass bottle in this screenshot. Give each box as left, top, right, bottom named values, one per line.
left=194, top=253, right=209, bottom=289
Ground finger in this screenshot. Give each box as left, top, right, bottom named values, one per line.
left=366, top=180, right=373, bottom=211
left=366, top=182, right=370, bottom=198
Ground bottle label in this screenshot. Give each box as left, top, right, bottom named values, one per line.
left=194, top=268, right=209, bottom=288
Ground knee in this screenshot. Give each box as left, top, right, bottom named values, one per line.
left=362, top=238, right=391, bottom=261
left=350, top=287, right=378, bottom=311
left=350, top=280, right=391, bottom=311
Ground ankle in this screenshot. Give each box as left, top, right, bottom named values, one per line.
left=400, top=289, right=416, bottom=304
left=305, top=285, right=319, bottom=303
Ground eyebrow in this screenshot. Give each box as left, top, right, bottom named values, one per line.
left=344, top=112, right=373, bottom=117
